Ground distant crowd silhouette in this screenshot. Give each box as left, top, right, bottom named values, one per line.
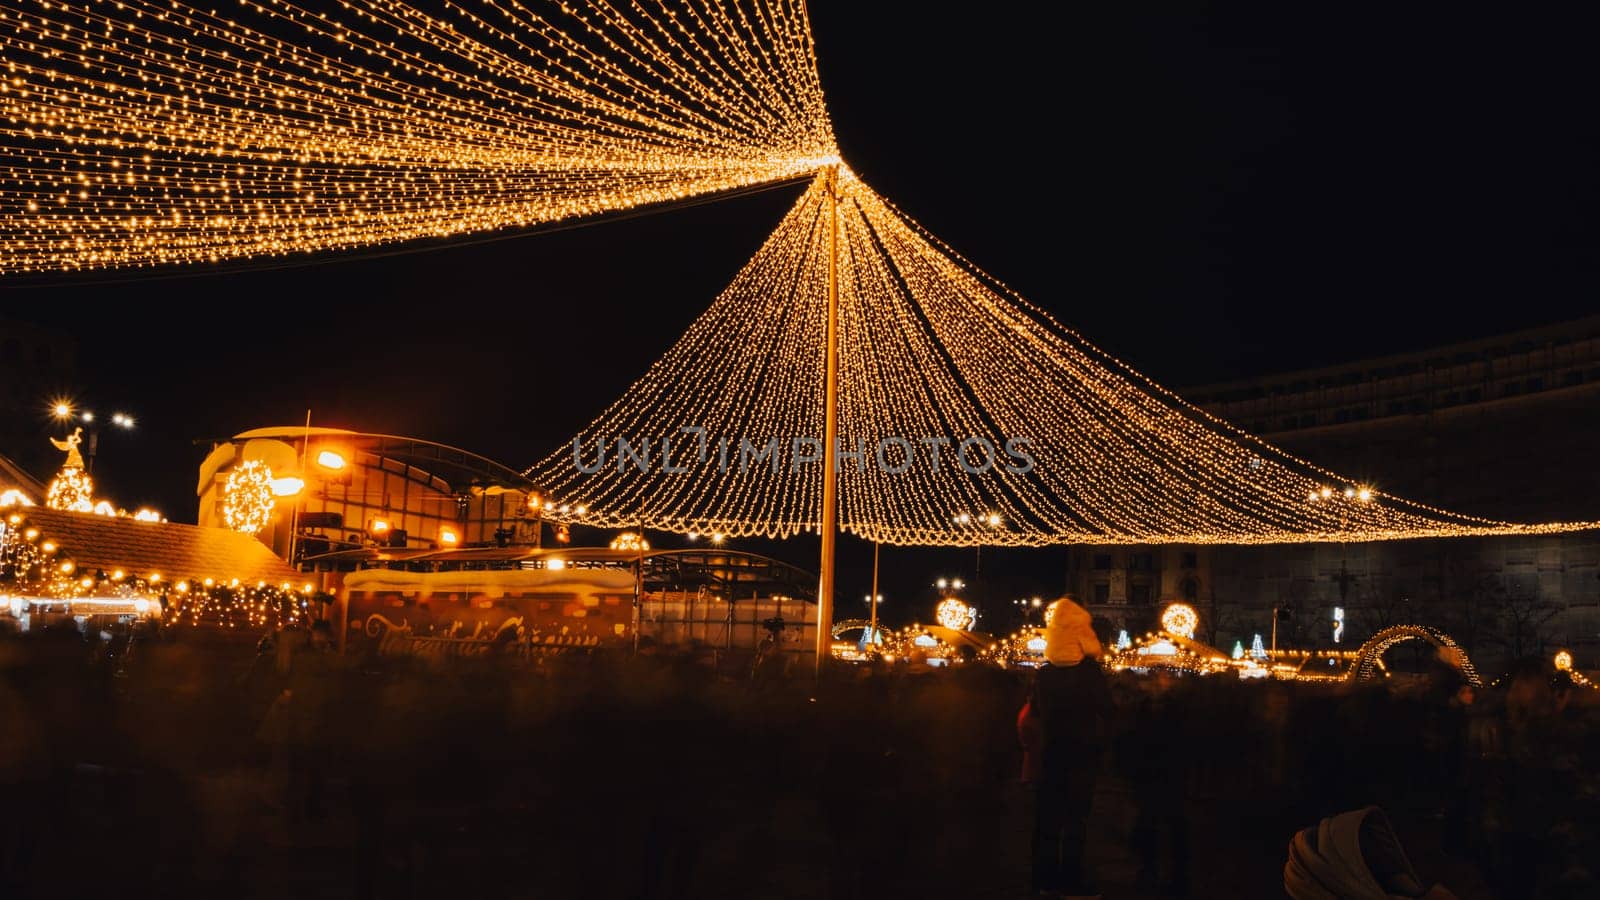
left=0, top=610, right=1594, bottom=899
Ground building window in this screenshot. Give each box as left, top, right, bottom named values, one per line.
left=1092, top=553, right=1112, bottom=571
left=1093, top=583, right=1110, bottom=604
left=1130, top=583, right=1152, bottom=605
left=1181, top=578, right=1199, bottom=601
left=1130, top=552, right=1153, bottom=571
left=1180, top=551, right=1198, bottom=570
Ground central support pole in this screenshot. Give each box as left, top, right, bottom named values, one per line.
left=869, top=541, right=880, bottom=649
left=814, top=165, right=841, bottom=675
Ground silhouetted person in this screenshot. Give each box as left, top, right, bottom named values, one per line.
left=1030, top=597, right=1113, bottom=897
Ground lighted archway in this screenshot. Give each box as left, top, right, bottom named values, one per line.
left=1349, top=625, right=1481, bottom=687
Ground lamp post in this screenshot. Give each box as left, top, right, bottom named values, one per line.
left=51, top=399, right=135, bottom=473
left=951, top=511, right=1002, bottom=609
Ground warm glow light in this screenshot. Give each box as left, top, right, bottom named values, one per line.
left=370, top=518, right=391, bottom=535
left=0, top=490, right=33, bottom=509
left=1555, top=649, right=1574, bottom=672
left=547, top=559, right=566, bottom=571
left=935, top=597, right=977, bottom=631
left=0, top=1, right=835, bottom=274
left=316, top=450, right=348, bottom=471
left=47, top=467, right=95, bottom=513
left=133, top=508, right=164, bottom=522
left=3, top=4, right=1589, bottom=550
left=1160, top=602, right=1199, bottom=639
left=609, top=531, right=650, bottom=552
left=221, top=461, right=274, bottom=534
left=52, top=401, right=73, bottom=419
left=438, top=527, right=460, bottom=546
left=269, top=477, right=305, bottom=498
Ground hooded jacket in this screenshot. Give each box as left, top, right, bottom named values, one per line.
left=1044, top=597, right=1102, bottom=667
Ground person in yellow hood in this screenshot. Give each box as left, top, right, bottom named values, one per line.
left=1028, top=596, right=1113, bottom=897
left=1044, top=596, right=1103, bottom=667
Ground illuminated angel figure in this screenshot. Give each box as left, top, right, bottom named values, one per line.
left=50, top=427, right=86, bottom=469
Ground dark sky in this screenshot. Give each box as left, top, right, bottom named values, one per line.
left=4, top=4, right=1596, bottom=628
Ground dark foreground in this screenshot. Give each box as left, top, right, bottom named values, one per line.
left=0, top=628, right=1594, bottom=899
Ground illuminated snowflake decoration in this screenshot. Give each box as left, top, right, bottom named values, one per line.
left=222, top=460, right=275, bottom=535
left=935, top=597, right=977, bottom=631
left=1160, top=602, right=1199, bottom=639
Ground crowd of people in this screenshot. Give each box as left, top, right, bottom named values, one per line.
left=0, top=607, right=1595, bottom=899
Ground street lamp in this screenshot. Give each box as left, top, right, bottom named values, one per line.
left=50, top=397, right=135, bottom=473
left=951, top=510, right=1003, bottom=605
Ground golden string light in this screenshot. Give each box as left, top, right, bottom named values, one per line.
left=0, top=511, right=312, bottom=629
left=45, top=467, right=95, bottom=512
left=221, top=459, right=275, bottom=534
left=525, top=167, right=1600, bottom=546
left=0, top=0, right=836, bottom=273
left=7, top=4, right=1594, bottom=547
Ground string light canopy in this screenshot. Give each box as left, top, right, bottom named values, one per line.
left=5, top=3, right=1594, bottom=547
left=0, top=0, right=836, bottom=273
left=524, top=169, right=1600, bottom=545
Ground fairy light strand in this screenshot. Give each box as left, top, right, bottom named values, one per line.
left=0, top=0, right=837, bottom=273
left=523, top=168, right=1600, bottom=546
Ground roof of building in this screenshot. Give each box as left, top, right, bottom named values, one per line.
left=11, top=506, right=301, bottom=585
left=0, top=452, right=44, bottom=501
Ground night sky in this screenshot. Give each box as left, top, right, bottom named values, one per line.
left=4, top=4, right=1596, bottom=628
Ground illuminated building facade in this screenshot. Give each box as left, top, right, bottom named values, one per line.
left=1074, top=317, right=1600, bottom=667
left=197, top=428, right=547, bottom=566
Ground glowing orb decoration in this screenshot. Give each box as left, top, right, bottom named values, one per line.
left=221, top=460, right=275, bottom=535
left=1160, top=602, right=1199, bottom=639
left=935, top=597, right=977, bottom=631
left=46, top=467, right=95, bottom=512
left=1554, top=650, right=1573, bottom=672
left=609, top=532, right=650, bottom=552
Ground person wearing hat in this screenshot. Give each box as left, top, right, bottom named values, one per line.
left=1028, top=597, right=1113, bottom=898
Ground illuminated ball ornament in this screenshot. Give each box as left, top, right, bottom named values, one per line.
left=222, top=460, right=276, bottom=535
left=46, top=468, right=95, bottom=512
left=1554, top=649, right=1573, bottom=672
left=935, top=597, right=977, bottom=631
left=1160, top=602, right=1199, bottom=639
left=609, top=531, right=650, bottom=552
